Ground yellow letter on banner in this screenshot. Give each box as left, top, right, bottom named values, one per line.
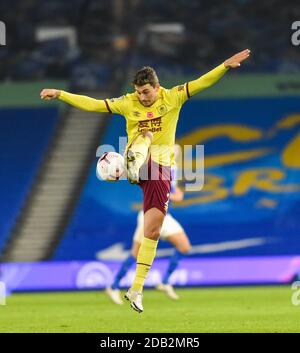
left=233, top=168, right=300, bottom=196
left=281, top=133, right=300, bottom=169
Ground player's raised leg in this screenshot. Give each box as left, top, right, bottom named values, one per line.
left=125, top=131, right=152, bottom=184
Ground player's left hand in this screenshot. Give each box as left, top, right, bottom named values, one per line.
left=224, top=49, right=251, bottom=68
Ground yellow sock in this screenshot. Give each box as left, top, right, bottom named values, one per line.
left=129, top=133, right=152, bottom=169
left=131, top=237, right=158, bottom=292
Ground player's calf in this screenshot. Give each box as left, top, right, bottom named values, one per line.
left=125, top=131, right=153, bottom=184
left=125, top=150, right=140, bottom=184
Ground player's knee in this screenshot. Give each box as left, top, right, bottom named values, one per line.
left=131, top=242, right=140, bottom=258
left=144, top=228, right=160, bottom=240
left=131, top=249, right=138, bottom=259
left=178, top=240, right=192, bottom=254
left=181, top=243, right=191, bottom=254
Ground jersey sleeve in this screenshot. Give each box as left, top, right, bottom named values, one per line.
left=188, top=63, right=228, bottom=96
left=169, top=83, right=190, bottom=108
left=104, top=95, right=129, bottom=116
left=58, top=91, right=130, bottom=116
left=59, top=91, right=109, bottom=112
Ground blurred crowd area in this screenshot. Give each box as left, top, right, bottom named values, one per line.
left=0, top=0, right=299, bottom=90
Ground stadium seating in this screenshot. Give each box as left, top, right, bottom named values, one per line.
left=0, top=107, right=59, bottom=252
left=1, top=1, right=299, bottom=87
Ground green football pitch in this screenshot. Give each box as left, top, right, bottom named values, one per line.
left=0, top=286, right=299, bottom=333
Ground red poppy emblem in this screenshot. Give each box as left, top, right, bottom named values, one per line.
left=147, top=112, right=154, bottom=119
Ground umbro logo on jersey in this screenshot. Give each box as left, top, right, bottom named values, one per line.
left=133, top=111, right=141, bottom=117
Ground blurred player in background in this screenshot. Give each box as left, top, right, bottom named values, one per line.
left=106, top=146, right=191, bottom=304
left=40, top=49, right=251, bottom=313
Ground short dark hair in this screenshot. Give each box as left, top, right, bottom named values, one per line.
left=132, top=66, right=159, bottom=87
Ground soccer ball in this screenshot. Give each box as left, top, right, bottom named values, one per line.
left=97, top=152, right=125, bottom=181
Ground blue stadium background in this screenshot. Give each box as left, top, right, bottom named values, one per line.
left=0, top=107, right=59, bottom=252
left=1, top=0, right=300, bottom=291
left=54, top=95, right=300, bottom=259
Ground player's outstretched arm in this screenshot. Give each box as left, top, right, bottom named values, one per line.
left=188, top=49, right=251, bottom=97
left=40, top=89, right=109, bottom=113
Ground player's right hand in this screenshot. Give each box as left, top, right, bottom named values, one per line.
left=40, top=89, right=61, bottom=100
left=224, top=49, right=251, bottom=68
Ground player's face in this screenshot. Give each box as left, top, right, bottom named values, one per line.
left=135, top=83, right=160, bottom=107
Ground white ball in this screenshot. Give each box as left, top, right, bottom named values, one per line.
left=97, top=152, right=125, bottom=181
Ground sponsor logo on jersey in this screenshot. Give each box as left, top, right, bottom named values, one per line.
left=138, top=117, right=162, bottom=133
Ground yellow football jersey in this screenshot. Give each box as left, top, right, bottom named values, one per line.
left=105, top=84, right=189, bottom=166
left=59, top=63, right=228, bottom=166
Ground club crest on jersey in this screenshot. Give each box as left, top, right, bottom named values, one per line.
left=147, top=112, right=154, bottom=119
left=157, top=104, right=167, bottom=116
